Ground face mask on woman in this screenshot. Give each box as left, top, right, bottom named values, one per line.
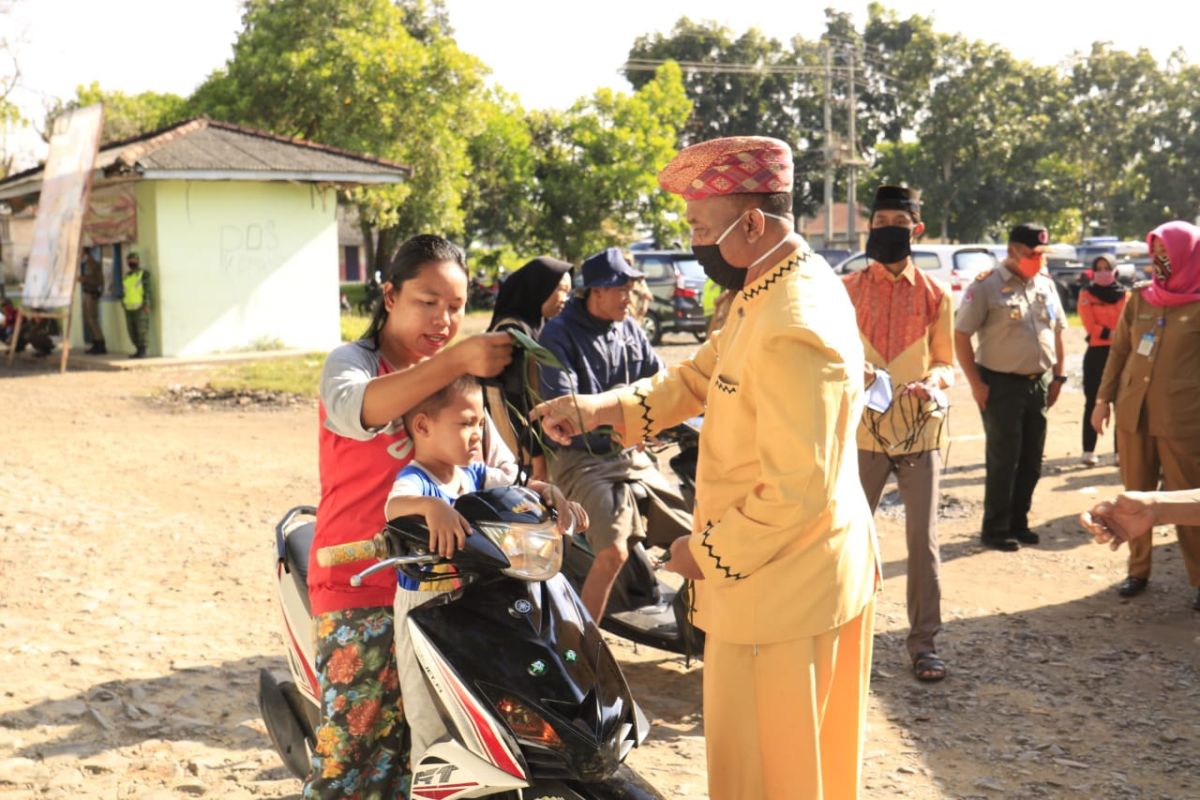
left=1092, top=269, right=1116, bottom=287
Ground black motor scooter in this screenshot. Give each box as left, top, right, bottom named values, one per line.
left=558, top=417, right=706, bottom=659
left=260, top=486, right=665, bottom=799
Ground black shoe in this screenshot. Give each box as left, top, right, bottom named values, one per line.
left=1013, top=529, right=1040, bottom=545
left=1192, top=588, right=1200, bottom=612
left=982, top=536, right=1020, bottom=552
left=128, top=351, right=141, bottom=359
left=1117, top=576, right=1149, bottom=598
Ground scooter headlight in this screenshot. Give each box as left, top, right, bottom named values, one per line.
left=495, top=695, right=563, bottom=748
left=478, top=521, right=563, bottom=581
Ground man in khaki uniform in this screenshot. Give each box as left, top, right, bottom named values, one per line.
left=534, top=136, right=878, bottom=799
left=1091, top=220, right=1200, bottom=609
left=78, top=251, right=107, bottom=354
left=955, top=224, right=1066, bottom=551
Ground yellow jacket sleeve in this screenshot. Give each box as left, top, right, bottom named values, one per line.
left=617, top=330, right=719, bottom=442
left=689, top=323, right=853, bottom=580
left=927, top=290, right=955, bottom=389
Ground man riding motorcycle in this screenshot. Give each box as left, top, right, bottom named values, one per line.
left=538, top=248, right=693, bottom=621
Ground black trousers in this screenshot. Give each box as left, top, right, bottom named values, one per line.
left=1082, top=345, right=1114, bottom=454
left=979, top=367, right=1049, bottom=539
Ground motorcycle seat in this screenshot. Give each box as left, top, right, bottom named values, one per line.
left=286, top=522, right=315, bottom=584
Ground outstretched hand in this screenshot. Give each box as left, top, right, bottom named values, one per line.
left=1080, top=492, right=1158, bottom=550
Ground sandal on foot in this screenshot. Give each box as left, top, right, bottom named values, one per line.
left=913, top=652, right=947, bottom=682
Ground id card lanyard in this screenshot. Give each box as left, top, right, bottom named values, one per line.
left=1137, top=314, right=1166, bottom=357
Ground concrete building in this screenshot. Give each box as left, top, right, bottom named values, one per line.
left=0, top=118, right=408, bottom=357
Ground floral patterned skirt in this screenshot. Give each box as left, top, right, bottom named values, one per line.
left=303, top=606, right=410, bottom=800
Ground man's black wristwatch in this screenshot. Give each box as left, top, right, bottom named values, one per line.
left=1051, top=374, right=1067, bottom=384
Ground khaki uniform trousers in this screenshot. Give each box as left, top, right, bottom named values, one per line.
left=1117, top=429, right=1200, bottom=586
left=702, top=598, right=875, bottom=800
left=858, top=449, right=942, bottom=658
left=82, top=292, right=105, bottom=344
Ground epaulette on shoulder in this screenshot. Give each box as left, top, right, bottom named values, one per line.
left=974, top=269, right=993, bottom=282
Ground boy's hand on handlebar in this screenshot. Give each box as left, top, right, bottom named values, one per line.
left=425, top=501, right=472, bottom=558
left=451, top=332, right=513, bottom=379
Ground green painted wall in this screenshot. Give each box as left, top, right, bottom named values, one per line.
left=72, top=179, right=340, bottom=357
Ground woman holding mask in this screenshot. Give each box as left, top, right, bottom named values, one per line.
left=1092, top=222, right=1200, bottom=608
left=1078, top=255, right=1127, bottom=466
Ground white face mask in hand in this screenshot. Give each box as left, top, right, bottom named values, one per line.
left=865, top=368, right=894, bottom=413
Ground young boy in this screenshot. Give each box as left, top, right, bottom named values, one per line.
left=387, top=375, right=586, bottom=763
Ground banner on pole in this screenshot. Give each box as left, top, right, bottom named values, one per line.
left=23, top=104, right=104, bottom=309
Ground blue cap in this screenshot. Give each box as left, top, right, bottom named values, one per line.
left=581, top=248, right=644, bottom=288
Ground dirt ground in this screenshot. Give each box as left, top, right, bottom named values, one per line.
left=2, top=326, right=1199, bottom=800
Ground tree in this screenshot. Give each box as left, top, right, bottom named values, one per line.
left=189, top=0, right=489, bottom=271
left=42, top=82, right=189, bottom=145
left=529, top=62, right=692, bottom=263
left=0, top=0, right=23, bottom=178
left=627, top=18, right=824, bottom=214
left=461, top=89, right=537, bottom=250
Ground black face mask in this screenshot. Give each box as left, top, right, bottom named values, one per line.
left=865, top=226, right=913, bottom=265
left=693, top=244, right=747, bottom=291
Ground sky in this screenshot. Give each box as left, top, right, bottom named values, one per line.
left=3, top=0, right=1198, bottom=169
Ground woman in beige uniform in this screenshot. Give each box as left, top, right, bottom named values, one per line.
left=1092, top=221, right=1200, bottom=609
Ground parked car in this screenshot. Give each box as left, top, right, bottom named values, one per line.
left=815, top=248, right=852, bottom=267
left=833, top=244, right=999, bottom=308
left=629, top=251, right=708, bottom=345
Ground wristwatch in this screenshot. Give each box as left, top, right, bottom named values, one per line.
left=1052, top=374, right=1067, bottom=384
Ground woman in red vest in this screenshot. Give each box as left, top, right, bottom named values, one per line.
left=1078, top=254, right=1127, bottom=466
left=303, top=235, right=512, bottom=799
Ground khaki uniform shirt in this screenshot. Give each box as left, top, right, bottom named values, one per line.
left=955, top=264, right=1065, bottom=374
left=613, top=246, right=879, bottom=644
left=81, top=257, right=104, bottom=295
left=1097, top=289, right=1200, bottom=438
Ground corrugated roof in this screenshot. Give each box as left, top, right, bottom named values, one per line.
left=0, top=117, right=409, bottom=199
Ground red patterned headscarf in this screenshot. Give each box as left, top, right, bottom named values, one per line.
left=1144, top=221, right=1200, bottom=308
left=658, top=136, right=793, bottom=200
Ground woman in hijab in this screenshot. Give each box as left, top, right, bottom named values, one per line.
left=486, top=256, right=574, bottom=480
left=1093, top=222, right=1200, bottom=608
left=1078, top=254, right=1128, bottom=466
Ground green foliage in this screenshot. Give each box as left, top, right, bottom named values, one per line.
left=530, top=62, right=692, bottom=263
left=44, top=82, right=189, bottom=145
left=462, top=90, right=537, bottom=248
left=190, top=0, right=487, bottom=269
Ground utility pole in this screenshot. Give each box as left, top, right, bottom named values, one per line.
left=846, top=46, right=858, bottom=250
left=823, top=45, right=834, bottom=248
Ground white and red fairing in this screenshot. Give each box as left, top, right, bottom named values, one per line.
left=407, top=621, right=530, bottom=799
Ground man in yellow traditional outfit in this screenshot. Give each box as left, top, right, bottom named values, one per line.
left=533, top=136, right=879, bottom=799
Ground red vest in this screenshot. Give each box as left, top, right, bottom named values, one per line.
left=308, top=359, right=414, bottom=616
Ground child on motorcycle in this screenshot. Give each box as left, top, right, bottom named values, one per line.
left=386, top=374, right=587, bottom=763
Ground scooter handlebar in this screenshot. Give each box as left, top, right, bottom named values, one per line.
left=316, top=535, right=388, bottom=568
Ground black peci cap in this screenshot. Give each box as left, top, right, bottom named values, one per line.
left=872, top=185, right=921, bottom=216
left=1009, top=223, right=1049, bottom=249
